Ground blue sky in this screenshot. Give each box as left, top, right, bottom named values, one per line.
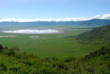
left=0, top=0, right=110, bottom=20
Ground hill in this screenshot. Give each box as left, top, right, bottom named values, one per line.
left=0, top=19, right=110, bottom=26
left=0, top=44, right=110, bottom=73
left=77, top=25, right=110, bottom=43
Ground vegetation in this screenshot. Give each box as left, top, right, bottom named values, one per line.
left=0, top=23, right=109, bottom=73
left=77, top=25, right=110, bottom=43
left=0, top=44, right=110, bottom=73
left=0, top=24, right=110, bottom=73
left=0, top=25, right=101, bottom=58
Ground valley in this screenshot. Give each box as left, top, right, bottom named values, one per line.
left=0, top=25, right=106, bottom=58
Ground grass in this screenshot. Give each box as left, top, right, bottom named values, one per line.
left=0, top=25, right=105, bottom=58
left=0, top=44, right=110, bottom=73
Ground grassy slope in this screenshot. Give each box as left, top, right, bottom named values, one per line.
left=77, top=25, right=110, bottom=43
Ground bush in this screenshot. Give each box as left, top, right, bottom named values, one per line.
left=0, top=44, right=3, bottom=52
left=0, top=64, right=7, bottom=71
left=7, top=47, right=19, bottom=56
left=64, top=57, right=76, bottom=62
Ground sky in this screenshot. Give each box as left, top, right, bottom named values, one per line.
left=0, top=0, right=110, bottom=22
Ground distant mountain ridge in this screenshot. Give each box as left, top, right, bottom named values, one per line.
left=0, top=19, right=110, bottom=26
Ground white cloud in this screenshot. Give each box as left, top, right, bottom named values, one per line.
left=0, top=14, right=110, bottom=22
left=101, top=14, right=110, bottom=19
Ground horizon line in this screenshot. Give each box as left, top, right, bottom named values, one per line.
left=0, top=14, right=110, bottom=22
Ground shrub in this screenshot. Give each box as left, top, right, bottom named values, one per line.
left=8, top=47, right=19, bottom=56
left=64, top=57, right=76, bottom=62
left=0, top=44, right=3, bottom=52
left=0, top=64, right=7, bottom=71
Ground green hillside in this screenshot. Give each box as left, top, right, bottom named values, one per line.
left=77, top=25, right=110, bottom=43
left=0, top=44, right=110, bottom=74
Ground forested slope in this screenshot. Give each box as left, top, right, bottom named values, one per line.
left=0, top=44, right=110, bottom=74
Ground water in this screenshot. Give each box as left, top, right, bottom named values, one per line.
left=3, top=29, right=60, bottom=34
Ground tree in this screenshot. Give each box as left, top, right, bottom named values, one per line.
left=8, top=47, right=19, bottom=55
left=0, top=44, right=3, bottom=52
